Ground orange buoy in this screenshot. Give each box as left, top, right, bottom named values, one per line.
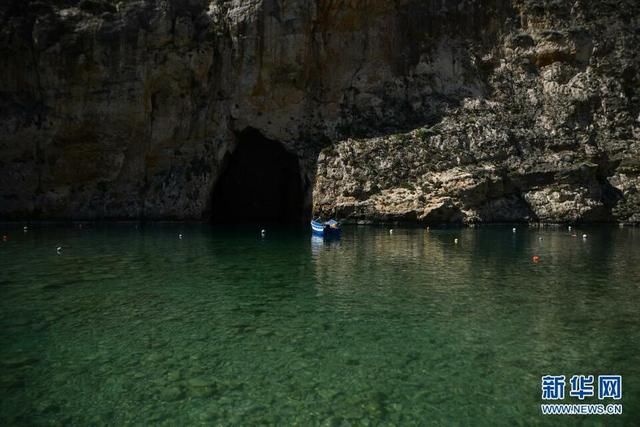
left=532, top=255, right=541, bottom=263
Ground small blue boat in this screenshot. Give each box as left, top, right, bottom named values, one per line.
left=311, top=219, right=341, bottom=237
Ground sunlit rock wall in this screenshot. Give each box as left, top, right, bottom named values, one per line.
left=1, top=0, right=638, bottom=222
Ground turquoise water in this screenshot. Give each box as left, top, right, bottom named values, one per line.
left=1, top=224, right=639, bottom=426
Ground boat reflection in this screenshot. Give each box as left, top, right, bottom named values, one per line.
left=310, top=234, right=341, bottom=258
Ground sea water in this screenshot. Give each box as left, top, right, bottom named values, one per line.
left=1, top=224, right=639, bottom=425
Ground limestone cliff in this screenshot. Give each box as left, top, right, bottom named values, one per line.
left=1, top=0, right=638, bottom=223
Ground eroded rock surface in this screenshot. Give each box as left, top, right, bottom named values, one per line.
left=1, top=0, right=638, bottom=222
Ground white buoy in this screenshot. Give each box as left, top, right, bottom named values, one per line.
left=261, top=229, right=266, bottom=237
left=454, top=238, right=459, bottom=244
left=23, top=226, right=28, bottom=232
left=178, top=233, right=183, bottom=239
left=512, top=227, right=516, bottom=233
left=539, top=237, right=543, bottom=241
left=568, top=225, right=572, bottom=231
left=56, top=246, right=62, bottom=254
left=582, top=234, right=588, bottom=239
left=389, top=229, right=393, bottom=234
left=426, top=226, right=430, bottom=232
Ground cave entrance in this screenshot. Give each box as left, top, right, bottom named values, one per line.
left=210, top=129, right=308, bottom=224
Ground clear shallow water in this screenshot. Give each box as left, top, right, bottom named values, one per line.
left=1, top=224, right=639, bottom=426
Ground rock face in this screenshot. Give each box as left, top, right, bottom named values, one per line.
left=1, top=0, right=639, bottom=223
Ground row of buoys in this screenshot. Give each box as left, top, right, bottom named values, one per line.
left=173, top=230, right=269, bottom=239
left=424, top=223, right=632, bottom=231
left=177, top=228, right=269, bottom=239
left=2, top=223, right=597, bottom=257
left=174, top=230, right=277, bottom=239
left=418, top=225, right=592, bottom=262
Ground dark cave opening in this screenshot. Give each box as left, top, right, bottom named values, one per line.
left=210, top=129, right=308, bottom=224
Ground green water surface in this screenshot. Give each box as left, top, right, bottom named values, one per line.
left=1, top=224, right=639, bottom=426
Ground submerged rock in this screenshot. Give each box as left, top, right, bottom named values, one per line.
left=1, top=355, right=39, bottom=369
left=166, top=371, right=181, bottom=382
left=186, top=377, right=217, bottom=398
left=0, top=372, right=25, bottom=390
left=159, top=385, right=184, bottom=402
